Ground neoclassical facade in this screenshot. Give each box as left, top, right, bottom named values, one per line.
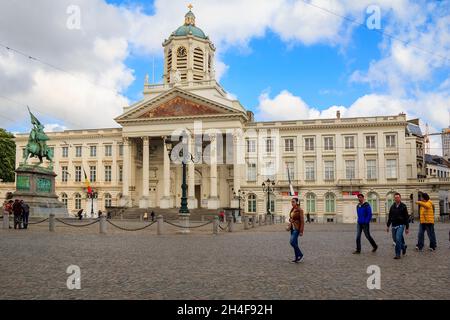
left=6, top=9, right=449, bottom=222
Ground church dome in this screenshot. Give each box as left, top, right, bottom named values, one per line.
left=172, top=8, right=208, bottom=40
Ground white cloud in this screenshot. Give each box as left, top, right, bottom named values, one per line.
left=44, top=124, right=67, bottom=132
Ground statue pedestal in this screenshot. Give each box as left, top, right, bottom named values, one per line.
left=12, top=165, right=68, bottom=217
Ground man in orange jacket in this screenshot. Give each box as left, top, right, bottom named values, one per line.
left=415, top=193, right=437, bottom=251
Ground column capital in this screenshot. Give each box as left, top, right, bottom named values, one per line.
left=142, top=136, right=149, bottom=144
left=123, top=137, right=130, bottom=145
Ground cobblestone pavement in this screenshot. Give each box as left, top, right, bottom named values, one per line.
left=0, top=221, right=449, bottom=300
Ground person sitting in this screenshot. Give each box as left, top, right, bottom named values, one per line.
left=77, top=209, right=83, bottom=220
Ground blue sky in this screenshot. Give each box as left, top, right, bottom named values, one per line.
left=0, top=0, right=449, bottom=154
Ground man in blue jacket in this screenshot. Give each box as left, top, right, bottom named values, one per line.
left=353, top=194, right=378, bottom=254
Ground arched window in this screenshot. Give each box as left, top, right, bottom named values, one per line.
left=306, top=193, right=316, bottom=213
left=325, top=193, right=335, bottom=213
left=368, top=192, right=378, bottom=213
left=74, top=193, right=82, bottom=210
left=176, top=46, right=187, bottom=80
left=386, top=192, right=395, bottom=213
left=193, top=47, right=204, bottom=73
left=60, top=193, right=68, bottom=208
left=105, top=193, right=112, bottom=208
left=247, top=194, right=257, bottom=213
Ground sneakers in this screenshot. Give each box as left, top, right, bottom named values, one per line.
left=394, top=256, right=401, bottom=260
left=415, top=246, right=423, bottom=252
left=402, top=245, right=407, bottom=255
left=429, top=248, right=436, bottom=252
left=290, top=256, right=304, bottom=263
left=372, top=245, right=378, bottom=252
left=352, top=250, right=361, bottom=254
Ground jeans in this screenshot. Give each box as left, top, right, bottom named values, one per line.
left=290, top=229, right=303, bottom=259
left=356, top=223, right=377, bottom=251
left=13, top=214, right=22, bottom=229
left=417, top=223, right=437, bottom=250
left=22, top=213, right=29, bottom=229
left=391, top=225, right=406, bottom=257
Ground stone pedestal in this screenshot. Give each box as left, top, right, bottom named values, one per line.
left=12, top=165, right=68, bottom=217
left=207, top=197, right=220, bottom=210
left=177, top=214, right=190, bottom=234
left=139, top=197, right=149, bottom=209
left=160, top=196, right=173, bottom=209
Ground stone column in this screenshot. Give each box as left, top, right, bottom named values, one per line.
left=208, top=134, right=220, bottom=209
left=121, top=137, right=132, bottom=207
left=160, top=138, right=172, bottom=208
left=231, top=132, right=242, bottom=208
left=187, top=136, right=197, bottom=209
left=139, top=137, right=150, bottom=208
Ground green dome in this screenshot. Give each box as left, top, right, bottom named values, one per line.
left=173, top=24, right=207, bottom=39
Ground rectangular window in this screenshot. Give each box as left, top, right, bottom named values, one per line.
left=62, top=146, right=68, bottom=158
left=105, top=145, right=112, bottom=157
left=119, top=165, right=123, bottom=182
left=286, top=161, right=295, bottom=180
left=344, top=136, right=355, bottom=150
left=324, top=161, right=335, bottom=180
left=366, top=136, right=376, bottom=149
left=305, top=137, right=314, bottom=151
left=105, top=165, right=112, bottom=182
left=246, top=140, right=256, bottom=153
left=284, top=138, right=294, bottom=152
left=61, top=166, right=68, bottom=182
left=75, top=166, right=82, bottom=182
left=89, top=166, right=96, bottom=182
left=305, top=161, right=315, bottom=181
left=90, top=146, right=97, bottom=157
left=386, top=135, right=396, bottom=148
left=264, top=161, right=276, bottom=180
left=75, top=146, right=82, bottom=157
left=265, top=139, right=274, bottom=153
left=366, top=160, right=377, bottom=180
left=119, top=144, right=124, bottom=156
left=386, top=159, right=397, bottom=178
left=324, top=137, right=334, bottom=151
left=247, top=162, right=256, bottom=181
left=345, top=160, right=356, bottom=179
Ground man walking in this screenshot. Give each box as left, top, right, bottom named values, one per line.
left=387, top=193, right=409, bottom=259
left=12, top=199, right=23, bottom=229
left=353, top=194, right=378, bottom=254
left=20, top=200, right=30, bottom=229
left=286, top=197, right=305, bottom=263
left=416, top=193, right=437, bottom=251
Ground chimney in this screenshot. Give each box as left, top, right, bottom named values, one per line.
left=336, top=110, right=341, bottom=119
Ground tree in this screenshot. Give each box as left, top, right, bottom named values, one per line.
left=0, top=128, right=16, bottom=182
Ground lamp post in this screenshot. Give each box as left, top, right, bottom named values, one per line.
left=87, top=191, right=98, bottom=217
left=233, top=189, right=245, bottom=222
left=165, top=137, right=194, bottom=215
left=262, top=178, right=276, bottom=215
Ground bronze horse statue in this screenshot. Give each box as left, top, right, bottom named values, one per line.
left=23, top=141, right=53, bottom=165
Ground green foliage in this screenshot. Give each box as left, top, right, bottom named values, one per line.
left=0, top=128, right=16, bottom=182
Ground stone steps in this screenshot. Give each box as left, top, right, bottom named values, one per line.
left=107, top=207, right=219, bottom=221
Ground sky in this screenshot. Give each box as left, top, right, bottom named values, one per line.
left=0, top=0, right=449, bottom=155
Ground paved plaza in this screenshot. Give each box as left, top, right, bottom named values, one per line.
left=0, top=221, right=449, bottom=300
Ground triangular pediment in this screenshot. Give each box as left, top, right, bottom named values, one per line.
left=115, top=87, right=245, bottom=123
left=138, top=96, right=226, bottom=118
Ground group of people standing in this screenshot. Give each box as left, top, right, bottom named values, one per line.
left=287, top=192, right=441, bottom=263
left=3, top=199, right=30, bottom=229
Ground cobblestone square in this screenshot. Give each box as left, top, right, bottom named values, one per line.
left=0, top=222, right=449, bottom=300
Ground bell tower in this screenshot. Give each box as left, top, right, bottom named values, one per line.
left=162, top=5, right=216, bottom=85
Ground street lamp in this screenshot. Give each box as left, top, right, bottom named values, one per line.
left=87, top=191, right=98, bottom=217
left=165, top=136, right=195, bottom=215
left=262, top=178, right=276, bottom=215
left=233, top=189, right=245, bottom=220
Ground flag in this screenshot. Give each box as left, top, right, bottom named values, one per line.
left=27, top=106, right=41, bottom=126
left=83, top=168, right=92, bottom=194
left=286, top=165, right=298, bottom=197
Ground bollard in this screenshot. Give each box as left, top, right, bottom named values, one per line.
left=139, top=214, right=143, bottom=222
left=213, top=216, right=219, bottom=235
left=259, top=214, right=262, bottom=226
left=120, top=213, right=123, bottom=220
left=49, top=213, right=55, bottom=232
left=244, top=215, right=249, bottom=230
left=99, top=215, right=107, bottom=234
left=252, top=215, right=256, bottom=228
left=3, top=213, right=9, bottom=230
left=157, top=215, right=163, bottom=235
